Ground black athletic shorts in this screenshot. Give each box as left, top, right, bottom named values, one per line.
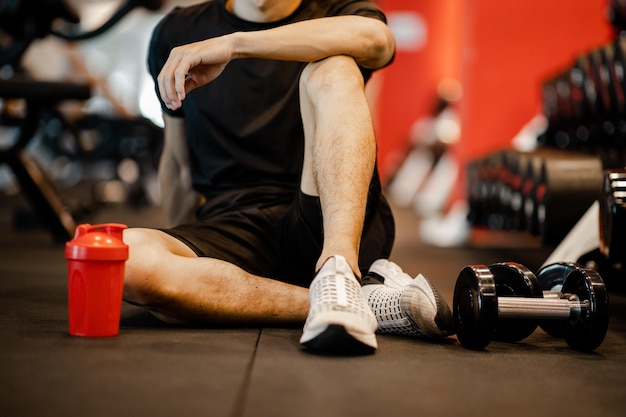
left=161, top=185, right=395, bottom=287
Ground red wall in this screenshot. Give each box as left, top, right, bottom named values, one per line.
left=373, top=0, right=615, bottom=190
left=457, top=0, right=614, bottom=164
left=373, top=0, right=464, bottom=183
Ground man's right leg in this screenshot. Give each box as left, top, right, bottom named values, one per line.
left=296, top=56, right=453, bottom=351
left=122, top=228, right=309, bottom=326
left=297, top=56, right=380, bottom=353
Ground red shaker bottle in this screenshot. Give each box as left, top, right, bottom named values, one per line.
left=65, top=223, right=129, bottom=337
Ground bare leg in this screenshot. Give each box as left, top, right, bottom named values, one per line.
left=299, top=56, right=377, bottom=277
left=123, top=228, right=309, bottom=326
left=298, top=57, right=380, bottom=353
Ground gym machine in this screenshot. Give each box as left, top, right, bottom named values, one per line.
left=0, top=0, right=163, bottom=242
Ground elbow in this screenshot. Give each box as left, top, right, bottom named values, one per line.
left=359, top=19, right=395, bottom=69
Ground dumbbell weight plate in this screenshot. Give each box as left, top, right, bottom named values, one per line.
left=453, top=265, right=497, bottom=350
left=600, top=169, right=626, bottom=262
left=536, top=262, right=581, bottom=337
left=560, top=268, right=610, bottom=352
left=488, top=262, right=543, bottom=342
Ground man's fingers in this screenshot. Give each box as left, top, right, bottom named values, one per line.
left=158, top=67, right=178, bottom=109
left=173, top=66, right=189, bottom=102
left=158, top=48, right=190, bottom=110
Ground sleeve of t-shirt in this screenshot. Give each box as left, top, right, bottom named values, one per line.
left=329, top=0, right=395, bottom=77
left=146, top=10, right=185, bottom=118
left=332, top=0, right=388, bottom=23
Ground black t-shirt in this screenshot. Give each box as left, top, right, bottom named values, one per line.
left=147, top=0, right=388, bottom=200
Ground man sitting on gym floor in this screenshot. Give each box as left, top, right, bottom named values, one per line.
left=122, top=0, right=454, bottom=354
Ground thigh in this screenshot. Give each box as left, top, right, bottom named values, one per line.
left=124, top=227, right=198, bottom=258
left=161, top=204, right=289, bottom=278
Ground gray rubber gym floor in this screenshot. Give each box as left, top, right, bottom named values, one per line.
left=2, top=193, right=625, bottom=417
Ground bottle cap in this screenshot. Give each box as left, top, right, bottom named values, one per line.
left=65, top=223, right=129, bottom=261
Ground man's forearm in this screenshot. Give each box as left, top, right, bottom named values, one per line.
left=158, top=114, right=198, bottom=227
left=159, top=165, right=198, bottom=227
left=230, top=16, right=395, bottom=69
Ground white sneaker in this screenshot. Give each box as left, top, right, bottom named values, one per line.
left=300, top=255, right=378, bottom=354
left=363, top=259, right=455, bottom=338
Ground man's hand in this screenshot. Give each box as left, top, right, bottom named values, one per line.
left=157, top=36, right=234, bottom=110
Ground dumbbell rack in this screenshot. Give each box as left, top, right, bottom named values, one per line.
left=467, top=148, right=605, bottom=246
left=466, top=35, right=626, bottom=281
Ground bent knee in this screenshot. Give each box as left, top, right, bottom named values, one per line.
left=122, top=228, right=189, bottom=306
left=300, top=56, right=364, bottom=96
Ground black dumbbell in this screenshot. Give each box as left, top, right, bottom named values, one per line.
left=600, top=169, right=626, bottom=263
left=453, top=262, right=610, bottom=352
left=452, top=263, right=542, bottom=350
left=536, top=262, right=581, bottom=338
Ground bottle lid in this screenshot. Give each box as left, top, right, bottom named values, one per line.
left=65, top=223, right=129, bottom=261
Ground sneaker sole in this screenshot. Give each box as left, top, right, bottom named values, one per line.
left=301, top=324, right=376, bottom=355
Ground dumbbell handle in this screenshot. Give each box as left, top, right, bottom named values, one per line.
left=543, top=291, right=560, bottom=299
left=498, top=295, right=588, bottom=320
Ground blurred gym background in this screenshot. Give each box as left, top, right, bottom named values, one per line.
left=0, top=0, right=623, bottom=280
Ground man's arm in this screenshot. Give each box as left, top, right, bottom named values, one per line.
left=158, top=113, right=200, bottom=227
left=158, top=15, right=395, bottom=111
left=232, top=16, right=395, bottom=68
